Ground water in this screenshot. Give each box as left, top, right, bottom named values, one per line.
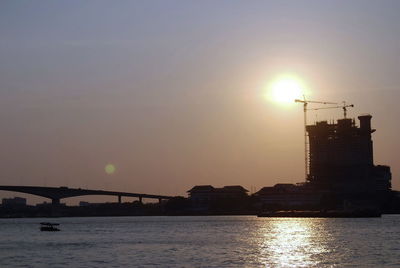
left=1, top=215, right=400, bottom=267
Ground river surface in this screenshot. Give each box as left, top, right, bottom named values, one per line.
left=1, top=215, right=400, bottom=267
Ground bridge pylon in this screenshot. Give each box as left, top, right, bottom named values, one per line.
left=52, top=198, right=60, bottom=206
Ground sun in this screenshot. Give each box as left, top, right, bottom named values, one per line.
left=267, top=76, right=305, bottom=104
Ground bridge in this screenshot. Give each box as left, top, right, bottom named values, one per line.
left=0, top=186, right=173, bottom=205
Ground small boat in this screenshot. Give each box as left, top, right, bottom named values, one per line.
left=40, top=222, right=60, bottom=231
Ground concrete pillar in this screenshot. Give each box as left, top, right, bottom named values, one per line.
left=158, top=198, right=162, bottom=204
left=139, top=196, right=143, bottom=203
left=118, top=195, right=122, bottom=204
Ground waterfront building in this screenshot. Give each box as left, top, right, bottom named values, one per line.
left=306, top=114, right=391, bottom=194
left=188, top=185, right=248, bottom=199
left=256, top=114, right=392, bottom=210
left=255, top=184, right=320, bottom=209
left=1, top=197, right=27, bottom=207
left=187, top=185, right=248, bottom=210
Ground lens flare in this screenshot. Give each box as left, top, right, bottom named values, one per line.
left=105, top=164, right=116, bottom=175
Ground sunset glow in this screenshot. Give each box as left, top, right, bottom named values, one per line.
left=267, top=76, right=305, bottom=104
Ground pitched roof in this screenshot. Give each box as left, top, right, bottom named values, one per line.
left=187, top=185, right=215, bottom=193
left=220, top=185, right=249, bottom=192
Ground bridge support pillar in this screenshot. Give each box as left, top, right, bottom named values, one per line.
left=52, top=198, right=60, bottom=206
left=139, top=196, right=143, bottom=203
left=118, top=195, right=122, bottom=204
left=158, top=198, right=162, bottom=204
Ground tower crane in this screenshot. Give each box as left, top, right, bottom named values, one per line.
left=307, top=101, right=354, bottom=119
left=295, top=96, right=337, bottom=180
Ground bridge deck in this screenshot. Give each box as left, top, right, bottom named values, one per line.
left=0, top=186, right=173, bottom=204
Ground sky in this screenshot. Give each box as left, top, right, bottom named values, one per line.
left=1, top=1, right=400, bottom=204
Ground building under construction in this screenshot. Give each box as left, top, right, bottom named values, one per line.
left=256, top=114, right=393, bottom=210
left=306, top=114, right=391, bottom=194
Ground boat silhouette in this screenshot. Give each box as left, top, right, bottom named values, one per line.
left=40, top=222, right=60, bottom=231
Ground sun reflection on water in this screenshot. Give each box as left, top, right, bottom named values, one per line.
left=258, top=218, right=331, bottom=267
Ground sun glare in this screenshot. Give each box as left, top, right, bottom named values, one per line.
left=267, top=76, right=305, bottom=104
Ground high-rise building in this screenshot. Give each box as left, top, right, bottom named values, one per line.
left=306, top=114, right=391, bottom=194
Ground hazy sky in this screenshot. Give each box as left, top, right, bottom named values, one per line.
left=1, top=1, right=400, bottom=204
